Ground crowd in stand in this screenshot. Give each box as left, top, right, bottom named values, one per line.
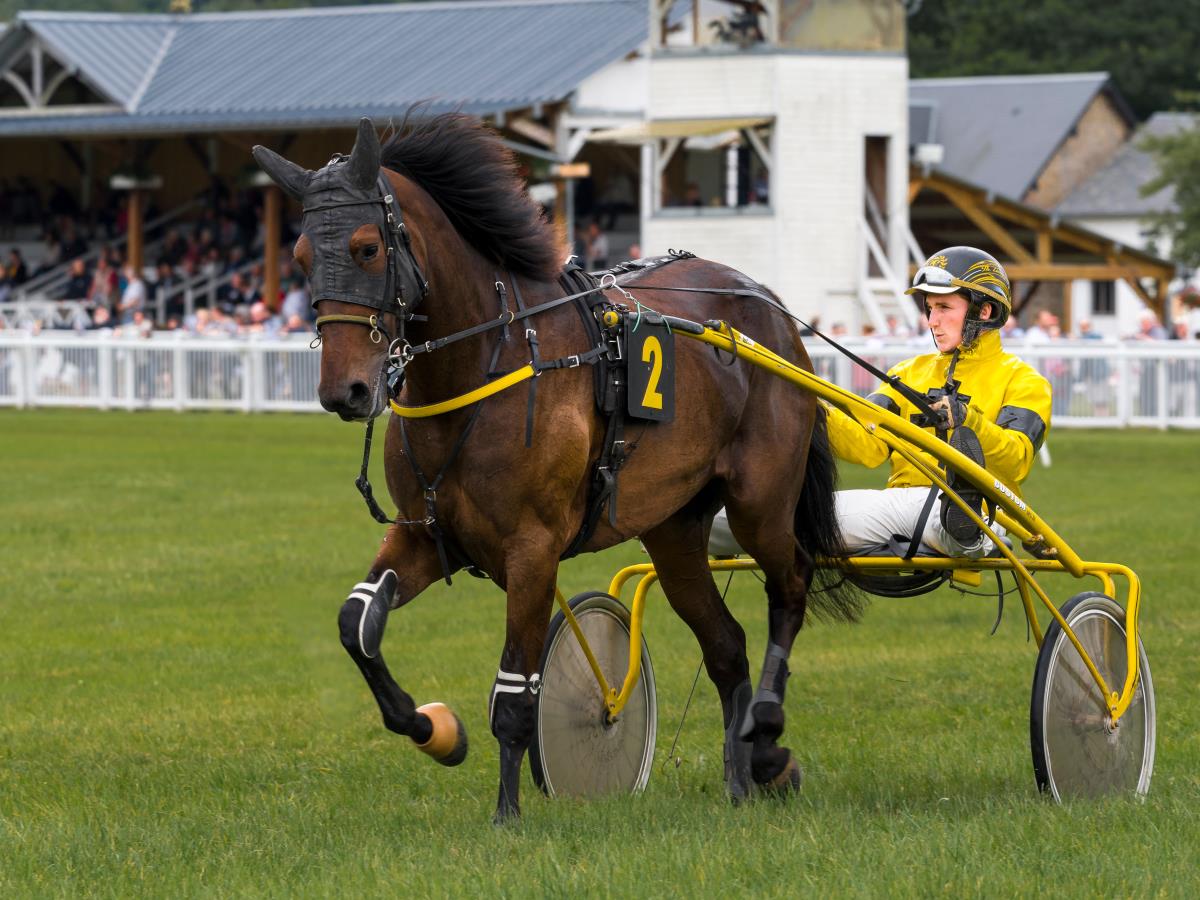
left=0, top=185, right=314, bottom=337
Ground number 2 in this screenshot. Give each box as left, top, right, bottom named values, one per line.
left=641, top=336, right=663, bottom=410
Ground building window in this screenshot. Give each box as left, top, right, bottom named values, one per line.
left=1092, top=280, right=1116, bottom=316
left=656, top=123, right=772, bottom=214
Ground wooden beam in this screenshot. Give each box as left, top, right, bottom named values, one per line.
left=1005, top=263, right=1158, bottom=281
left=919, top=172, right=1177, bottom=279
left=908, top=178, right=925, bottom=205
left=1036, top=229, right=1052, bottom=264
left=1061, top=280, right=1073, bottom=334
left=939, top=185, right=1034, bottom=263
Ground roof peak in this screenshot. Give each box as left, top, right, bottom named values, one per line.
left=911, top=72, right=1110, bottom=88
left=17, top=0, right=626, bottom=26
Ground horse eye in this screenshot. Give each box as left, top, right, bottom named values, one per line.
left=362, top=244, right=379, bottom=260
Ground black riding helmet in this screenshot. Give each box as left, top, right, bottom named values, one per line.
left=906, top=246, right=1012, bottom=348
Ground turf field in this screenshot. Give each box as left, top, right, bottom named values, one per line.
left=1, top=410, right=1198, bottom=898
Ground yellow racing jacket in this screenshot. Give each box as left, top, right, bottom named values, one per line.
left=827, top=329, right=1052, bottom=493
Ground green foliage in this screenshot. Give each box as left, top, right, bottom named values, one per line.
left=909, top=0, right=1200, bottom=120
left=1142, top=123, right=1200, bottom=268
left=1, top=410, right=1199, bottom=895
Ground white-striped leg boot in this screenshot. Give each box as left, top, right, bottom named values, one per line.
left=342, top=570, right=398, bottom=659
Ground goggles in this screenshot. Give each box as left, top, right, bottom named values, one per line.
left=904, top=266, right=1007, bottom=306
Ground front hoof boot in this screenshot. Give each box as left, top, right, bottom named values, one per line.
left=760, top=752, right=802, bottom=797
left=413, top=702, right=469, bottom=767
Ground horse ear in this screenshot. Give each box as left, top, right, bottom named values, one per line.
left=346, top=117, right=381, bottom=191
left=251, top=146, right=312, bottom=201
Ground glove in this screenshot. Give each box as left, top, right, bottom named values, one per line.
left=928, top=393, right=969, bottom=431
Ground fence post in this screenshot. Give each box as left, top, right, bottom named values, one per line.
left=242, top=347, right=254, bottom=412
left=122, top=346, right=136, bottom=411
left=1117, top=349, right=1131, bottom=427
left=174, top=335, right=186, bottom=412
left=1157, top=353, right=1169, bottom=430
left=98, top=337, right=112, bottom=410
left=19, top=334, right=33, bottom=409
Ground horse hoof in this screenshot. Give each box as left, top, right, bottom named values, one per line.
left=761, top=754, right=802, bottom=797
left=413, top=702, right=469, bottom=767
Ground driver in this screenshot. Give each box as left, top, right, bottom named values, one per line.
left=711, top=246, right=1052, bottom=559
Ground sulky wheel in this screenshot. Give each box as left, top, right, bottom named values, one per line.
left=1030, top=592, right=1156, bottom=801
left=530, top=591, right=657, bottom=797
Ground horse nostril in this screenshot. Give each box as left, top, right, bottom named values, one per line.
left=348, top=381, right=371, bottom=408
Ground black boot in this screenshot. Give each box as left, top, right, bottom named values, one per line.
left=940, top=426, right=986, bottom=548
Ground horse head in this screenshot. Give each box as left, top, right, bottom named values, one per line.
left=253, top=118, right=426, bottom=421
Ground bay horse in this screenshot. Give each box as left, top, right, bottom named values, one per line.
left=253, top=114, right=862, bottom=822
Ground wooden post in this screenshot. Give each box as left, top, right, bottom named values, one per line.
left=127, top=189, right=144, bottom=273
left=1061, top=280, right=1073, bottom=335
left=263, top=185, right=281, bottom=311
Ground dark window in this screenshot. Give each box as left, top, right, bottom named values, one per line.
left=1092, top=280, right=1116, bottom=316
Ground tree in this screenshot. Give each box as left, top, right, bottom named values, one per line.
left=908, top=0, right=1200, bottom=121
left=1141, top=123, right=1200, bottom=269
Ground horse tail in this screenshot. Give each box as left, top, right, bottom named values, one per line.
left=794, top=404, right=866, bottom=623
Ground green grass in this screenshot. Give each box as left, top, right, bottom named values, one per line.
left=1, top=410, right=1198, bottom=898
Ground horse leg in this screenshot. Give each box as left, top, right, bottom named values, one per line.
left=337, top=527, right=467, bottom=766
left=490, top=547, right=559, bottom=823
left=641, top=510, right=754, bottom=802
left=723, top=499, right=812, bottom=793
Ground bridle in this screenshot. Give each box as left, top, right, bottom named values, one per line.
left=305, top=169, right=429, bottom=354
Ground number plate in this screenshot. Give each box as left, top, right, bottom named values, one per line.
left=625, top=317, right=675, bottom=422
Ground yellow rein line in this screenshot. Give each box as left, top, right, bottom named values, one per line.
left=388, top=364, right=536, bottom=419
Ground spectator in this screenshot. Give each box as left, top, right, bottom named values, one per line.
left=154, top=261, right=183, bottom=323
left=218, top=271, right=253, bottom=318
left=60, top=258, right=91, bottom=300
left=283, top=313, right=310, bottom=334
left=280, top=277, right=310, bottom=322
left=1132, top=310, right=1167, bottom=341
left=116, top=263, right=146, bottom=324
left=627, top=243, right=642, bottom=262
left=4, top=247, right=28, bottom=285
left=1171, top=321, right=1191, bottom=341
left=1025, top=309, right=1058, bottom=343
left=1001, top=315, right=1025, bottom=341
left=884, top=313, right=910, bottom=338
left=1076, top=318, right=1103, bottom=340
left=583, top=220, right=609, bottom=271
left=87, top=255, right=118, bottom=310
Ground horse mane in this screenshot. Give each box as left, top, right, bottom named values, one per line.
left=381, top=110, right=562, bottom=281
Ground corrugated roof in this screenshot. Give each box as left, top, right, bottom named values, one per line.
left=908, top=72, right=1129, bottom=200
left=1058, top=112, right=1197, bottom=218
left=0, top=1, right=645, bottom=137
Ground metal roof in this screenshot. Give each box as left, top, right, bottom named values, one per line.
left=1058, top=112, right=1197, bottom=218
left=908, top=72, right=1133, bottom=200
left=0, top=1, right=646, bottom=137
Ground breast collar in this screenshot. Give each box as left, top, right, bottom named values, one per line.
left=306, top=172, right=430, bottom=348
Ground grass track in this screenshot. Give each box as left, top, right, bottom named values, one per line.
left=1, top=410, right=1198, bottom=897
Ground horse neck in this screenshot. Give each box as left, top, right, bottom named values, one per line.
left=392, top=175, right=546, bottom=404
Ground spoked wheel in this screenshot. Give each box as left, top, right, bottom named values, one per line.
left=1030, top=592, right=1155, bottom=801
left=530, top=591, right=657, bottom=797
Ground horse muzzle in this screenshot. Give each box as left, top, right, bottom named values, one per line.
left=319, top=375, right=386, bottom=422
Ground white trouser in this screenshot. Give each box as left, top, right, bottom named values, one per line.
left=709, top=487, right=1004, bottom=560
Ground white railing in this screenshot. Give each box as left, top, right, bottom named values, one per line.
left=0, top=332, right=320, bottom=413
left=1, top=334, right=1199, bottom=427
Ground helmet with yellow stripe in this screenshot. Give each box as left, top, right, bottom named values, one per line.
left=906, top=246, right=1012, bottom=345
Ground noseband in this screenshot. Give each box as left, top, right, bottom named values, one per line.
left=307, top=172, right=429, bottom=349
